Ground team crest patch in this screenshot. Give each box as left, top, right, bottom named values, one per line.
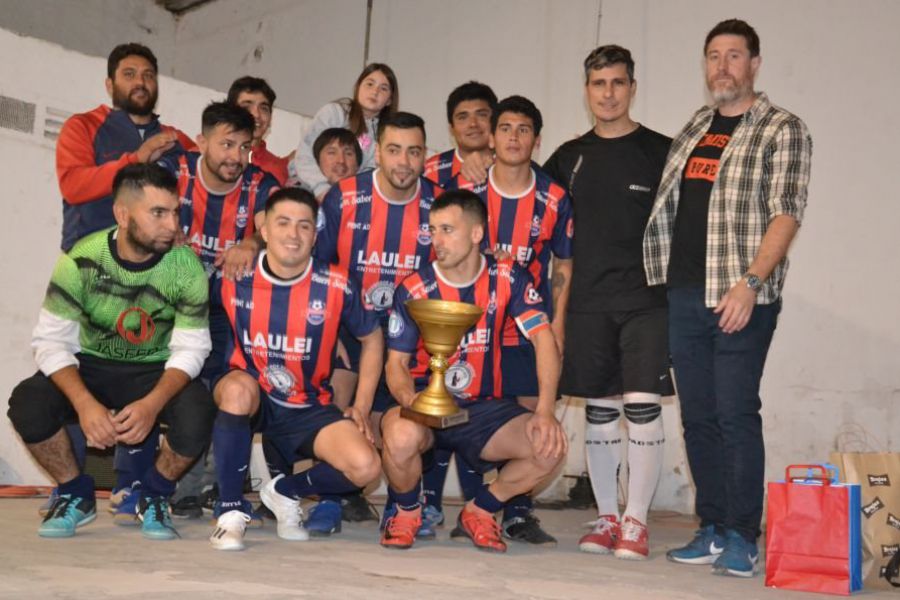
left=264, top=365, right=296, bottom=395
left=445, top=362, right=474, bottom=395
left=367, top=281, right=395, bottom=310
left=236, top=204, right=249, bottom=229
left=524, top=284, right=542, bottom=305
left=388, top=312, right=404, bottom=338
left=307, top=299, right=326, bottom=326
left=316, top=208, right=326, bottom=232
left=530, top=215, right=542, bottom=237
left=417, top=222, right=432, bottom=245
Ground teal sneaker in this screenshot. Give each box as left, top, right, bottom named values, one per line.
left=306, top=500, right=342, bottom=537
left=712, top=529, right=759, bottom=578
left=38, top=494, right=96, bottom=538
left=666, top=525, right=726, bottom=564
left=138, top=496, right=179, bottom=540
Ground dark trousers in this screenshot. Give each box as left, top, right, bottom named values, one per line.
left=667, top=286, right=780, bottom=541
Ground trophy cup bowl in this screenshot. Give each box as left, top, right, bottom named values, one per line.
left=399, top=298, right=483, bottom=429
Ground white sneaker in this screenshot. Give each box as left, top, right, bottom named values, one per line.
left=260, top=474, right=309, bottom=541
left=209, top=510, right=251, bottom=551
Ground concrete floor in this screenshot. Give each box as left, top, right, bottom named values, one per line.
left=0, top=497, right=891, bottom=600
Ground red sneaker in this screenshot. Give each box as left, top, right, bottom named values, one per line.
left=455, top=504, right=506, bottom=553
left=614, top=515, right=649, bottom=560
left=380, top=507, right=421, bottom=550
left=578, top=514, right=619, bottom=554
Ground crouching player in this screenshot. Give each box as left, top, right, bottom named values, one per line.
left=380, top=189, right=567, bottom=552
left=208, top=187, right=383, bottom=550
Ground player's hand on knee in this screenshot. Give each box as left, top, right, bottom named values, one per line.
left=112, top=399, right=159, bottom=446
left=525, top=412, right=567, bottom=460
left=78, top=399, right=117, bottom=449
left=344, top=406, right=374, bottom=444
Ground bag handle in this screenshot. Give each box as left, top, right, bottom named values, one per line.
left=785, top=464, right=834, bottom=485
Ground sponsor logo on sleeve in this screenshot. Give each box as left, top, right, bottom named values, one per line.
left=387, top=312, right=404, bottom=338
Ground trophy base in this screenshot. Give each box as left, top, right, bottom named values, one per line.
left=400, top=407, right=469, bottom=429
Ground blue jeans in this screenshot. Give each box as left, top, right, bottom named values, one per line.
left=667, top=286, right=780, bottom=541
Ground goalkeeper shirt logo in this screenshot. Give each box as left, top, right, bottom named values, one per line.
left=116, top=307, right=156, bottom=344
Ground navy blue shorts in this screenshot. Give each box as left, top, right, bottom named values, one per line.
left=252, top=394, right=346, bottom=463
left=500, top=344, right=538, bottom=397
left=336, top=324, right=395, bottom=412
left=432, top=398, right=529, bottom=474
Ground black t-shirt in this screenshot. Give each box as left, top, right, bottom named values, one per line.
left=667, top=112, right=742, bottom=287
left=543, top=125, right=671, bottom=312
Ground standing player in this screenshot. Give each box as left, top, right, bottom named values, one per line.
left=7, top=163, right=214, bottom=540
left=543, top=45, right=672, bottom=560
left=423, top=82, right=497, bottom=188
left=227, top=76, right=293, bottom=186
left=380, top=189, right=567, bottom=552
left=446, top=95, right=574, bottom=545
left=312, top=111, right=441, bottom=536
left=207, top=187, right=383, bottom=551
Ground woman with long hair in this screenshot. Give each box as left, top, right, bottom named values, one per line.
left=292, top=63, right=398, bottom=200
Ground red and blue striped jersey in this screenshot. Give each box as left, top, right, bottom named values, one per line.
left=447, top=166, right=573, bottom=345
left=423, top=149, right=462, bottom=188
left=315, top=170, right=440, bottom=326
left=214, top=253, right=379, bottom=407
left=159, top=152, right=279, bottom=274
left=387, top=257, right=550, bottom=403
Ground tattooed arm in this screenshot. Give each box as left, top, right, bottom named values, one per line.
left=549, top=257, right=572, bottom=357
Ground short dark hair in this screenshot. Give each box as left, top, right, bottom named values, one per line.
left=265, top=186, right=318, bottom=220
left=107, top=43, right=158, bottom=79
left=491, top=95, right=543, bottom=136
left=704, top=19, right=760, bottom=57
left=446, top=81, right=498, bottom=124
left=583, top=44, right=635, bottom=82
left=431, top=189, right=487, bottom=227
left=112, top=163, right=177, bottom=201
left=313, top=128, right=363, bottom=166
left=376, top=111, right=426, bottom=144
left=227, top=76, right=276, bottom=106
left=201, top=101, right=255, bottom=137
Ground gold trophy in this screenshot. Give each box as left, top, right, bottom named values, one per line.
left=400, top=298, right=483, bottom=429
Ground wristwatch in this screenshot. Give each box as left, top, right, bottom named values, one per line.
left=744, top=272, right=762, bottom=292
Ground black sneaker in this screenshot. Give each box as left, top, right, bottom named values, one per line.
left=501, top=513, right=557, bottom=546
left=198, top=484, right=218, bottom=514
left=171, top=495, right=203, bottom=519
left=341, top=493, right=379, bottom=522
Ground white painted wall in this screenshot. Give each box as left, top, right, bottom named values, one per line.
left=1, top=0, right=898, bottom=516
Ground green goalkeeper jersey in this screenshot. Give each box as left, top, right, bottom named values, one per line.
left=42, top=227, right=209, bottom=363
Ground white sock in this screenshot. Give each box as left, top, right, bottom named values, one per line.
left=622, top=392, right=664, bottom=524
left=585, top=397, right=622, bottom=517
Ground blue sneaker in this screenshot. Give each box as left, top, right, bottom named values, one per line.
left=666, top=525, right=726, bottom=564
left=380, top=503, right=439, bottom=539
left=38, top=494, right=96, bottom=538
left=113, top=486, right=141, bottom=526
left=138, top=496, right=179, bottom=540
left=712, top=529, right=759, bottom=578
left=306, top=500, right=342, bottom=537
left=212, top=499, right=263, bottom=529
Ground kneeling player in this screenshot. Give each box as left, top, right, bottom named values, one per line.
left=380, top=190, right=567, bottom=552
left=208, top=187, right=383, bottom=551
left=7, top=164, right=215, bottom=540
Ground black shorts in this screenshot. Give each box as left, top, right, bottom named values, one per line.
left=500, top=344, right=538, bottom=397
left=7, top=354, right=215, bottom=458
left=432, top=398, right=529, bottom=474
left=252, top=391, right=347, bottom=463
left=561, top=307, right=673, bottom=397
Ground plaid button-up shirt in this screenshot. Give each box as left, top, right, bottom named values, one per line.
left=643, top=92, right=812, bottom=307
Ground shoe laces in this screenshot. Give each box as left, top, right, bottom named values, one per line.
left=386, top=510, right=420, bottom=537
left=45, top=495, right=78, bottom=522
left=144, top=497, right=180, bottom=538
left=465, top=510, right=502, bottom=542
left=218, top=510, right=251, bottom=530
left=585, top=515, right=618, bottom=534
left=620, top=518, right=645, bottom=542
